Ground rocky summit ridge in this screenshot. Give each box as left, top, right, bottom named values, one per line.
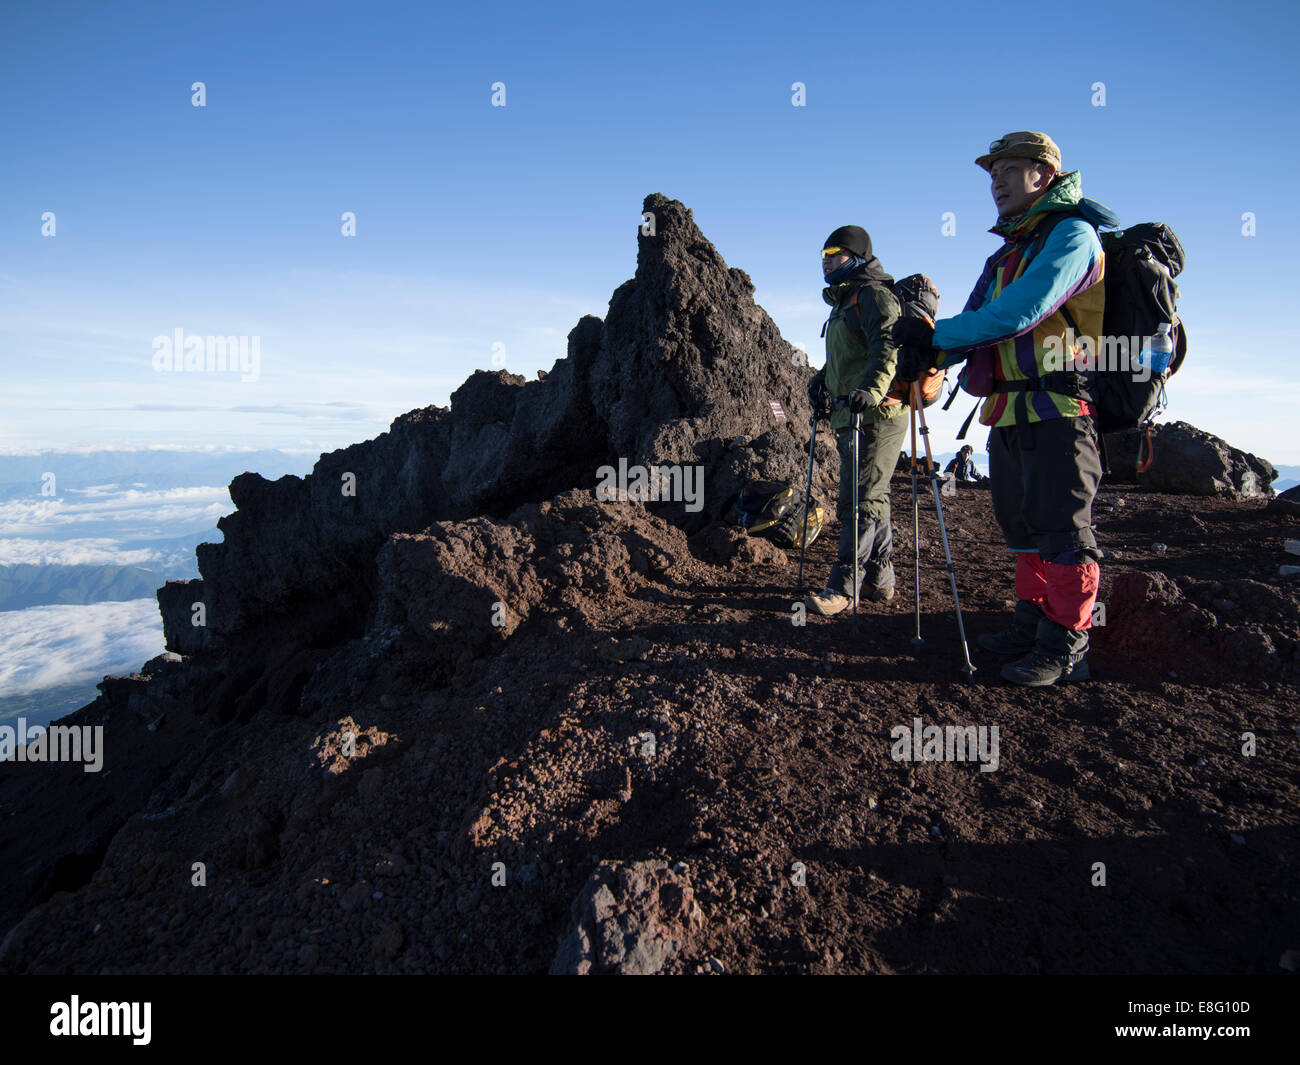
left=1, top=195, right=1296, bottom=976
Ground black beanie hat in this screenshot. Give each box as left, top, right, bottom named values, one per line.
left=824, top=225, right=872, bottom=259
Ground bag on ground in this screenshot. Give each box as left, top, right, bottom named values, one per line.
left=736, top=480, right=825, bottom=549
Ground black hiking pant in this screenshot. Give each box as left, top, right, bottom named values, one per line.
left=988, top=415, right=1101, bottom=559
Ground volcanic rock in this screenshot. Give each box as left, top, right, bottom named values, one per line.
left=1092, top=570, right=1299, bottom=681
left=550, top=860, right=705, bottom=975
left=1102, top=421, right=1276, bottom=497
left=156, top=580, right=212, bottom=655
left=173, top=194, right=826, bottom=648
left=308, top=491, right=715, bottom=705
left=1267, top=485, right=1300, bottom=516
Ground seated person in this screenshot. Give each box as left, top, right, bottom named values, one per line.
left=943, top=444, right=986, bottom=483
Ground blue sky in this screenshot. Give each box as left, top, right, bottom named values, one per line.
left=3, top=0, right=1298, bottom=463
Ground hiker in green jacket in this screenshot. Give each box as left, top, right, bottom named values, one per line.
left=804, top=226, right=909, bottom=616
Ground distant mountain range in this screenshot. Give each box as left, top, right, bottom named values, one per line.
left=0, top=562, right=168, bottom=611
left=0, top=681, right=107, bottom=729
left=1273, top=465, right=1300, bottom=492
left=0, top=448, right=318, bottom=728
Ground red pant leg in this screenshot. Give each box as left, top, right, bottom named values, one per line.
left=1014, top=553, right=1048, bottom=606
left=1043, top=560, right=1100, bottom=630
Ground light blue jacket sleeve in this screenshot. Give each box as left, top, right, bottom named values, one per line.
left=933, top=218, right=1102, bottom=354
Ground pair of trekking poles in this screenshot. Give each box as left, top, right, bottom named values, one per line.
left=797, top=383, right=975, bottom=679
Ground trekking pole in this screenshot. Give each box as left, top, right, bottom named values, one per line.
left=851, top=410, right=860, bottom=633
left=914, top=395, right=976, bottom=680
left=909, top=386, right=923, bottom=657
left=796, top=408, right=818, bottom=591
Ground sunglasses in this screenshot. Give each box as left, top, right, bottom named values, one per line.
left=822, top=246, right=845, bottom=258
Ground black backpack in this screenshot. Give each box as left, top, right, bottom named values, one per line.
left=1086, top=223, right=1187, bottom=433
left=1024, top=215, right=1187, bottom=433
left=823, top=274, right=947, bottom=407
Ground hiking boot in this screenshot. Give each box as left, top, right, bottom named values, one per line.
left=806, top=588, right=851, bottom=616
left=862, top=558, right=895, bottom=602
left=1000, top=618, right=1091, bottom=687
left=1000, top=650, right=1092, bottom=686
left=978, top=599, right=1045, bottom=656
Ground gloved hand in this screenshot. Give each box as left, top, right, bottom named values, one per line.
left=847, top=388, right=875, bottom=414
left=807, top=372, right=827, bottom=411
left=895, top=345, right=934, bottom=383
left=893, top=317, right=936, bottom=351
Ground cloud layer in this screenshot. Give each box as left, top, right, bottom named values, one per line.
left=0, top=538, right=167, bottom=566
left=0, top=598, right=164, bottom=695
left=0, top=485, right=231, bottom=539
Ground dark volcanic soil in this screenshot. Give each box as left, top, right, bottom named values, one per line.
left=3, top=474, right=1297, bottom=975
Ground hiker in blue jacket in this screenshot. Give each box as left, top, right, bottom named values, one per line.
left=943, top=445, right=985, bottom=484
left=895, top=131, right=1120, bottom=687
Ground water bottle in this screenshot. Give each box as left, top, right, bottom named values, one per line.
left=1138, top=323, right=1174, bottom=376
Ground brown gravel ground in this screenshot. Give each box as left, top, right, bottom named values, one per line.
left=1, top=474, right=1297, bottom=975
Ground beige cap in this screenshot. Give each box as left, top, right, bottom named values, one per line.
left=975, top=131, right=1061, bottom=172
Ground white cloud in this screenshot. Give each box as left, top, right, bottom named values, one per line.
left=0, top=538, right=165, bottom=566
left=0, top=598, right=164, bottom=695
left=0, top=486, right=231, bottom=538
left=0, top=444, right=320, bottom=457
